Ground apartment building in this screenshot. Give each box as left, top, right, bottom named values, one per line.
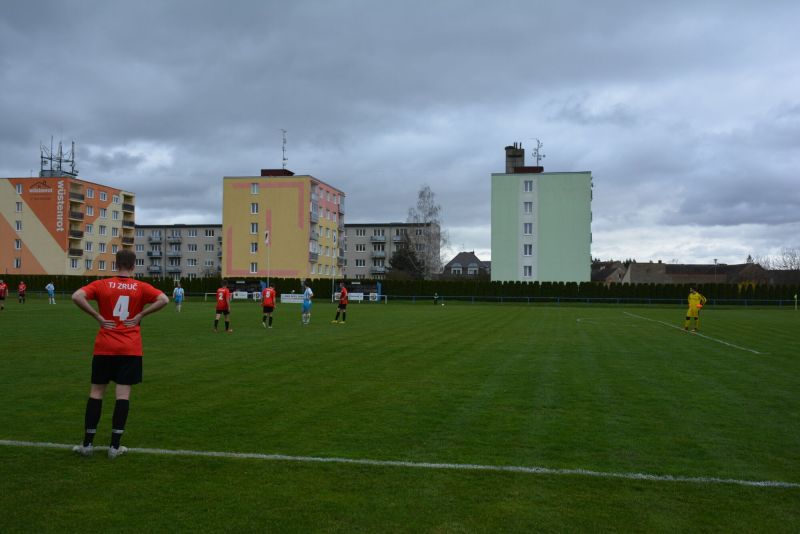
left=222, top=169, right=345, bottom=279
left=491, top=144, right=592, bottom=282
left=1, top=176, right=135, bottom=275
left=343, top=222, right=440, bottom=280
left=133, top=224, right=222, bottom=279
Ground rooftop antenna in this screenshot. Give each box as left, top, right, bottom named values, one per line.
left=531, top=138, right=546, bottom=166
left=281, top=129, right=288, bottom=169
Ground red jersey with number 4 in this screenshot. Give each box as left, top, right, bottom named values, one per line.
left=339, top=287, right=348, bottom=305
left=215, top=287, right=231, bottom=311
left=81, top=277, right=164, bottom=356
left=261, top=287, right=276, bottom=307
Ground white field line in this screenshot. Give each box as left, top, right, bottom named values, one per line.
left=1, top=439, right=797, bottom=489
left=623, top=312, right=767, bottom=355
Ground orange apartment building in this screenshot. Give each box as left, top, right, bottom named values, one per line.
left=0, top=176, right=135, bottom=275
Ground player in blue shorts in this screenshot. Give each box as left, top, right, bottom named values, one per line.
left=172, top=282, right=185, bottom=312
left=301, top=279, right=313, bottom=325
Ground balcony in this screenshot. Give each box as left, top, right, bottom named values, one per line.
left=69, top=230, right=84, bottom=239
left=69, top=192, right=85, bottom=202
left=337, top=201, right=344, bottom=214
left=147, top=265, right=163, bottom=273
left=392, top=235, right=405, bottom=242
left=122, top=220, right=136, bottom=228
left=309, top=252, right=319, bottom=263
left=309, top=231, right=319, bottom=242
left=122, top=203, right=135, bottom=212
left=148, top=236, right=162, bottom=243
left=167, top=236, right=182, bottom=244
left=147, top=251, right=162, bottom=258
left=337, top=256, right=345, bottom=266
left=371, top=251, right=386, bottom=258
left=69, top=211, right=84, bottom=221
left=166, top=266, right=182, bottom=274
left=310, top=211, right=319, bottom=223
left=122, top=237, right=135, bottom=245
left=370, top=266, right=387, bottom=275
left=68, top=248, right=83, bottom=257
left=167, top=250, right=182, bottom=258
left=370, top=235, right=386, bottom=242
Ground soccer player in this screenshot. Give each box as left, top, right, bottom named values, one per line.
left=301, top=279, right=313, bottom=325
left=71, top=249, right=169, bottom=458
left=684, top=288, right=708, bottom=332
left=46, top=281, right=56, bottom=304
left=214, top=280, right=232, bottom=332
left=0, top=279, right=7, bottom=310
left=172, top=282, right=185, bottom=312
left=332, top=281, right=348, bottom=324
left=261, top=282, right=276, bottom=328
left=18, top=281, right=26, bottom=304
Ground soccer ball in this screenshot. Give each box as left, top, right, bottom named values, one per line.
left=441, top=303, right=445, bottom=307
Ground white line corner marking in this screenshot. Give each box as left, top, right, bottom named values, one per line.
left=0, top=440, right=796, bottom=489
left=623, top=312, right=766, bottom=355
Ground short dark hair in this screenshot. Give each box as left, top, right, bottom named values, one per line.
left=116, top=249, right=136, bottom=270
left=221, top=280, right=228, bottom=287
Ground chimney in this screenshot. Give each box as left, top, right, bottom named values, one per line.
left=504, top=143, right=525, bottom=173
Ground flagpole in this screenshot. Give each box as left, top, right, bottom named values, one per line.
left=264, top=230, right=271, bottom=287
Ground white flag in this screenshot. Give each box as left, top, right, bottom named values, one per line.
left=264, top=230, right=270, bottom=246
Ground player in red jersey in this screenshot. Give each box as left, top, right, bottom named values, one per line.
left=71, top=249, right=168, bottom=458
left=0, top=279, right=8, bottom=310
left=261, top=282, right=277, bottom=329
left=332, top=281, right=348, bottom=324
left=17, top=281, right=26, bottom=304
left=214, top=280, right=232, bottom=332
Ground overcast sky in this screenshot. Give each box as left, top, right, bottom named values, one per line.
left=2, top=0, right=799, bottom=264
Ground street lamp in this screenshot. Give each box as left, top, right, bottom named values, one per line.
left=713, top=259, right=717, bottom=303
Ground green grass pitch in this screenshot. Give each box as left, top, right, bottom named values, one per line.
left=1, top=296, right=799, bottom=532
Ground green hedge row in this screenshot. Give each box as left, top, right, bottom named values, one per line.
left=3, top=274, right=797, bottom=302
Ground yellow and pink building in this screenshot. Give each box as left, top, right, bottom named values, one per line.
left=0, top=177, right=135, bottom=275
left=222, top=169, right=345, bottom=279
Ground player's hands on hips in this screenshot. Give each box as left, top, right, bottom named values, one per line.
left=122, top=313, right=143, bottom=327
left=98, top=316, right=116, bottom=329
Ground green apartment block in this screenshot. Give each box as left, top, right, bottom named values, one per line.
left=491, top=144, right=592, bottom=282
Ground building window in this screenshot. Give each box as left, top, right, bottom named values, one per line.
left=416, top=228, right=424, bottom=236
left=98, top=260, right=106, bottom=271
left=250, top=262, right=258, bottom=274
left=135, top=259, right=145, bottom=267
left=86, top=206, right=94, bottom=216
left=251, top=183, right=259, bottom=194
left=523, top=201, right=533, bottom=213
left=187, top=258, right=197, bottom=267
left=204, top=244, right=215, bottom=252
left=355, top=244, right=366, bottom=252
left=112, top=211, right=120, bottom=220
left=85, top=259, right=93, bottom=270
left=14, top=239, right=21, bottom=250
left=99, top=191, right=107, bottom=201
left=169, top=258, right=181, bottom=267
left=16, top=183, right=22, bottom=194
left=136, top=228, right=144, bottom=237
left=356, top=228, right=366, bottom=237
left=524, top=180, right=533, bottom=192
left=99, top=225, right=107, bottom=236
left=112, top=195, right=120, bottom=204
left=98, top=242, right=106, bottom=253
left=100, top=208, right=107, bottom=218
left=15, top=201, right=22, bottom=212
left=87, top=188, right=94, bottom=199
left=204, top=259, right=214, bottom=267
left=85, top=224, right=93, bottom=234
left=188, top=228, right=198, bottom=237
left=415, top=243, right=425, bottom=252
left=70, top=258, right=79, bottom=269
left=250, top=222, right=258, bottom=234
left=355, top=259, right=366, bottom=267
left=205, top=229, right=215, bottom=237
left=187, top=243, right=198, bottom=252
left=523, top=244, right=533, bottom=256
left=151, top=229, right=161, bottom=237
left=250, top=242, right=258, bottom=253
left=112, top=262, right=117, bottom=271
left=15, top=220, right=22, bottom=231
left=452, top=266, right=462, bottom=275
left=135, top=244, right=144, bottom=252
left=14, top=258, right=22, bottom=269
left=523, top=265, right=533, bottom=277
left=85, top=242, right=93, bottom=252
left=523, top=222, right=533, bottom=235
left=250, top=202, right=259, bottom=214
left=112, top=244, right=118, bottom=254
left=188, top=273, right=197, bottom=280
left=373, top=229, right=384, bottom=236
left=111, top=227, right=119, bottom=237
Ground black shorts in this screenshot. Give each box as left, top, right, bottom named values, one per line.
left=92, top=356, right=143, bottom=385
left=216, top=309, right=230, bottom=316
left=262, top=306, right=274, bottom=313
left=338, top=303, right=347, bottom=310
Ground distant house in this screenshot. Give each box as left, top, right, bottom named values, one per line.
left=442, top=251, right=490, bottom=278
left=591, top=261, right=626, bottom=285
left=619, top=261, right=793, bottom=285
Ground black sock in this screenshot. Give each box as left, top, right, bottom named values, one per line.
left=225, top=321, right=230, bottom=331
left=268, top=316, right=273, bottom=326
left=342, top=312, right=346, bottom=322
left=111, top=399, right=130, bottom=448
left=334, top=312, right=340, bottom=321
left=84, top=397, right=102, bottom=446
left=214, top=319, right=219, bottom=329
left=262, top=315, right=266, bottom=323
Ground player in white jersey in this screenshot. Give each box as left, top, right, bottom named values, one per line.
left=301, top=279, right=313, bottom=325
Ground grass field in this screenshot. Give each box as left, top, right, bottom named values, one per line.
left=1, top=295, right=799, bottom=532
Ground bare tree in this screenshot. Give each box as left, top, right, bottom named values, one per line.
left=750, top=248, right=800, bottom=270
left=407, top=185, right=448, bottom=279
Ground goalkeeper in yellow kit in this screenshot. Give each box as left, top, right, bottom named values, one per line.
left=684, top=288, right=707, bottom=332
